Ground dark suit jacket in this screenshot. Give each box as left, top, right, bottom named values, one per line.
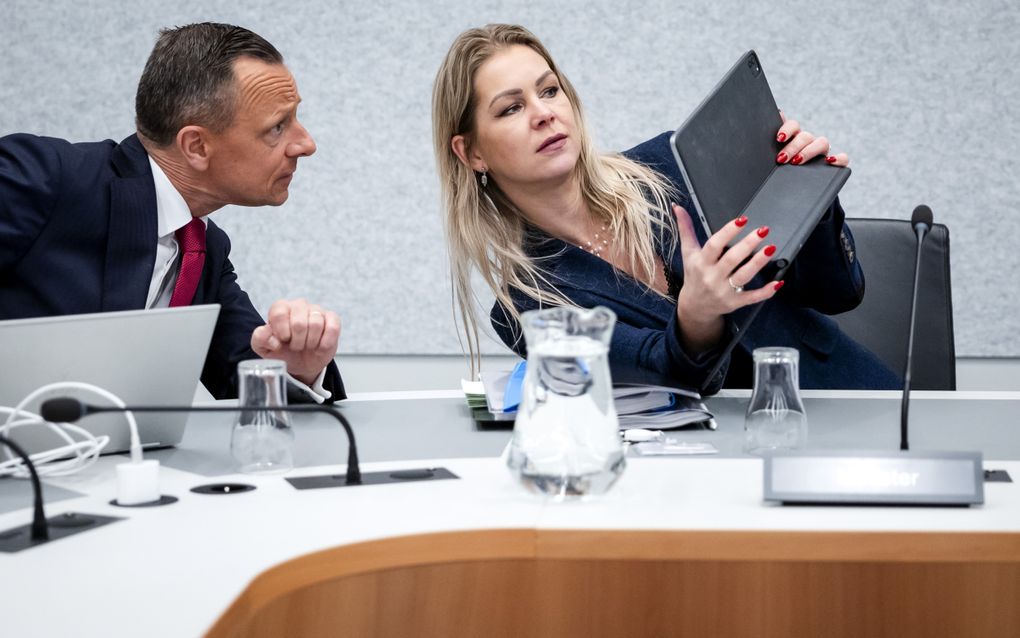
left=490, top=132, right=900, bottom=393
left=0, top=133, right=345, bottom=401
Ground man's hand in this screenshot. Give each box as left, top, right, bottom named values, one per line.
left=251, top=298, right=341, bottom=386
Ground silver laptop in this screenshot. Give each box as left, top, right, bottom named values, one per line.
left=0, top=305, right=220, bottom=454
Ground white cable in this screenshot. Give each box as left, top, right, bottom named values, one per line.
left=9, top=381, right=143, bottom=461
left=0, top=413, right=109, bottom=477
left=0, top=407, right=109, bottom=478
left=0, top=381, right=143, bottom=479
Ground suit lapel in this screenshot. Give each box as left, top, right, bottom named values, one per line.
left=102, top=136, right=158, bottom=311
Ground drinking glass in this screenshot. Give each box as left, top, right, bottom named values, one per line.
left=229, top=359, right=294, bottom=474
left=744, top=347, right=808, bottom=453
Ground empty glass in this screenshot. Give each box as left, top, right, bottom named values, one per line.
left=229, top=359, right=294, bottom=474
left=744, top=347, right=808, bottom=453
left=507, top=306, right=625, bottom=499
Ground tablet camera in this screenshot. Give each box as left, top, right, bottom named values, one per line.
left=747, top=55, right=761, bottom=77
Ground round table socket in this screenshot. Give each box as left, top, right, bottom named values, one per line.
left=109, top=495, right=179, bottom=508
left=190, top=483, right=256, bottom=495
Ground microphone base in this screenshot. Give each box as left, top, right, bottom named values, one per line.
left=763, top=449, right=985, bottom=506
left=286, top=466, right=459, bottom=491
left=0, top=512, right=123, bottom=553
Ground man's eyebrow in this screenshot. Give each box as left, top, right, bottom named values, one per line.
left=487, top=70, right=557, bottom=109
left=270, top=96, right=302, bottom=119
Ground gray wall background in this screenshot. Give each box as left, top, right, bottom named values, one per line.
left=3, top=0, right=1018, bottom=356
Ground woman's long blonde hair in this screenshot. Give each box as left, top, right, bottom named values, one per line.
left=432, top=24, right=676, bottom=375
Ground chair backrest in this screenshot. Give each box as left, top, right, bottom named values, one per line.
left=832, top=218, right=956, bottom=390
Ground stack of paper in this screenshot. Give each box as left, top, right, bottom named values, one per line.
left=463, top=365, right=716, bottom=431
left=460, top=379, right=488, bottom=410
left=479, top=362, right=526, bottom=414
left=612, top=384, right=715, bottom=430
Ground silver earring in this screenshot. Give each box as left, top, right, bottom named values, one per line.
left=480, top=170, right=488, bottom=188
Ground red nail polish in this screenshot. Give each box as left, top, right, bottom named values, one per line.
left=777, top=132, right=787, bottom=143
left=791, top=154, right=803, bottom=165
left=764, top=244, right=777, bottom=257
left=776, top=152, right=788, bottom=163
left=773, top=280, right=785, bottom=291
left=756, top=226, right=770, bottom=238
left=734, top=216, right=748, bottom=228
left=825, top=155, right=837, bottom=164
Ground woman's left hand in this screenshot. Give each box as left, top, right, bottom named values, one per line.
left=775, top=112, right=849, bottom=167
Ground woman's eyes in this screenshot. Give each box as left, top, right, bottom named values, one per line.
left=498, top=86, right=560, bottom=117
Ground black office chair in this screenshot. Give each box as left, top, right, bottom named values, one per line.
left=832, top=218, right=956, bottom=390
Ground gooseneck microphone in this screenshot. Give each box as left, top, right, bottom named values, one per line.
left=0, top=434, right=49, bottom=541
left=40, top=398, right=362, bottom=485
left=900, top=204, right=934, bottom=451
left=761, top=204, right=983, bottom=506
left=911, top=204, right=933, bottom=234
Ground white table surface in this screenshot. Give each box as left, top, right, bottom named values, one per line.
left=1, top=390, right=1018, bottom=637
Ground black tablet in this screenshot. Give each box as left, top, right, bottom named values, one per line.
left=669, top=50, right=850, bottom=271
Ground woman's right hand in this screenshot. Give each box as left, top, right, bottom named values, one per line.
left=673, top=204, right=782, bottom=354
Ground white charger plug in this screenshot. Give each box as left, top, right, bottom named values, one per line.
left=116, top=459, right=161, bottom=505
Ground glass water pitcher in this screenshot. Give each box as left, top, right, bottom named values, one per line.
left=507, top=306, right=624, bottom=499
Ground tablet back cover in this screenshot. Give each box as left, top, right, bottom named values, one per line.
left=670, top=50, right=850, bottom=269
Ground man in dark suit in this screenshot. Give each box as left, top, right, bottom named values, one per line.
left=0, top=23, right=345, bottom=402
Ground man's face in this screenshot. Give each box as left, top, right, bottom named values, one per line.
left=204, top=58, right=316, bottom=207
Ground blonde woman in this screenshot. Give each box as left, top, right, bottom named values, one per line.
left=432, top=24, right=900, bottom=393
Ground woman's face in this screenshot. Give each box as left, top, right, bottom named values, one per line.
left=456, top=45, right=580, bottom=191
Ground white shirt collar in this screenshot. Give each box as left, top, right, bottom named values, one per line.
left=147, top=155, right=207, bottom=238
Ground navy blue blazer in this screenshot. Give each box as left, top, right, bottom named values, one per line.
left=490, top=132, right=900, bottom=393
left=0, top=133, right=345, bottom=402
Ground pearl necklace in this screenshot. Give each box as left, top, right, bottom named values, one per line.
left=580, top=224, right=612, bottom=257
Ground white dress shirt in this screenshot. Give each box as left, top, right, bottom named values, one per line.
left=145, top=157, right=330, bottom=402
left=145, top=157, right=204, bottom=309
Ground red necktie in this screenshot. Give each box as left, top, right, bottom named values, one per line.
left=168, top=218, right=206, bottom=307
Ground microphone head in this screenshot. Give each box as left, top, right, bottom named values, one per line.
left=40, top=397, right=89, bottom=423
left=911, top=204, right=933, bottom=228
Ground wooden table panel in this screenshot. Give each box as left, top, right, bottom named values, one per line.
left=207, top=529, right=1020, bottom=638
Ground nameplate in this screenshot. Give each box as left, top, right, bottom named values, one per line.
left=763, top=450, right=984, bottom=506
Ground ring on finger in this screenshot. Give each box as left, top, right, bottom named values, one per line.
left=728, top=277, right=744, bottom=293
